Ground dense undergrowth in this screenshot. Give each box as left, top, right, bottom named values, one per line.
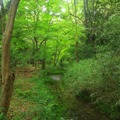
left=63, top=15, right=120, bottom=120
left=63, top=52, right=120, bottom=120
left=7, top=76, right=66, bottom=120
left=63, top=19, right=120, bottom=118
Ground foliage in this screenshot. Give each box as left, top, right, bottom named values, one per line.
left=63, top=59, right=102, bottom=93
left=0, top=113, right=4, bottom=120
left=64, top=50, right=120, bottom=119
left=0, top=0, right=120, bottom=119
left=97, top=14, right=120, bottom=48
left=0, top=109, right=7, bottom=120
left=64, top=13, right=120, bottom=117
left=12, top=77, right=66, bottom=120
left=78, top=43, right=96, bottom=59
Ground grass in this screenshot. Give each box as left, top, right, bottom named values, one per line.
left=8, top=76, right=66, bottom=120
left=0, top=65, right=113, bottom=120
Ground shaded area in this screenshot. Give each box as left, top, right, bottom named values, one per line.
left=7, top=67, right=111, bottom=120
left=48, top=74, right=110, bottom=120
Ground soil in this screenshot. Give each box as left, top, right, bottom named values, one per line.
left=15, top=66, right=36, bottom=78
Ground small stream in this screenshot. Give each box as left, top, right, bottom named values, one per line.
left=50, top=74, right=62, bottom=81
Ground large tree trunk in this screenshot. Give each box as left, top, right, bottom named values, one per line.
left=0, top=0, right=20, bottom=115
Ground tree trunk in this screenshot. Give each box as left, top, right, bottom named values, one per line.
left=74, top=0, right=79, bottom=62
left=0, top=0, right=5, bottom=86
left=0, top=73, right=15, bottom=114
left=0, top=0, right=5, bottom=33
left=42, top=40, right=46, bottom=70
left=75, top=41, right=79, bottom=62
left=42, top=59, right=46, bottom=70
left=0, top=0, right=20, bottom=115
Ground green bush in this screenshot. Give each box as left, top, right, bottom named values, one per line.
left=15, top=89, right=32, bottom=98
left=64, top=59, right=102, bottom=93
left=13, top=77, right=66, bottom=120
left=78, top=44, right=96, bottom=59
left=0, top=112, right=7, bottom=120
left=29, top=77, right=66, bottom=120
left=0, top=113, right=4, bottom=120
left=97, top=14, right=120, bottom=53
left=63, top=52, right=120, bottom=119
left=63, top=13, right=120, bottom=120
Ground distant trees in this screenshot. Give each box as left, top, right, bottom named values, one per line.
left=10, top=0, right=76, bottom=68
left=83, top=0, right=119, bottom=44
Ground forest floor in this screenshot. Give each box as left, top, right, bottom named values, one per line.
left=8, top=66, right=110, bottom=120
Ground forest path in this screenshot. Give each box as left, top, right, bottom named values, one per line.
left=15, top=66, right=36, bottom=78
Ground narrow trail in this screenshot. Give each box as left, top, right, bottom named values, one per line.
left=16, top=66, right=36, bottom=78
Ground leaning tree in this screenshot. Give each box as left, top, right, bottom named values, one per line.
left=0, top=0, right=20, bottom=115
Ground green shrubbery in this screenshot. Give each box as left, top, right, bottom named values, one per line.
left=0, top=113, right=4, bottom=120
left=64, top=60, right=93, bottom=89
left=64, top=58, right=102, bottom=92
left=30, top=78, right=65, bottom=120
left=63, top=51, right=120, bottom=119
left=13, top=77, right=66, bottom=120
left=63, top=13, right=120, bottom=120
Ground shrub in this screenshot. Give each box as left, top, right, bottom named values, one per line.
left=63, top=52, right=120, bottom=119
left=63, top=58, right=102, bottom=93
left=15, top=89, right=32, bottom=99
left=63, top=14, right=120, bottom=119
left=0, top=112, right=7, bottom=120
left=29, top=77, right=66, bottom=120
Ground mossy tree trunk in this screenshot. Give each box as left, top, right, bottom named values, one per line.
left=0, top=0, right=5, bottom=85
left=74, top=0, right=79, bottom=62
left=0, top=0, right=5, bottom=33
left=0, top=0, right=20, bottom=115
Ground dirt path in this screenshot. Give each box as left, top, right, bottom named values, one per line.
left=16, top=66, right=36, bottom=78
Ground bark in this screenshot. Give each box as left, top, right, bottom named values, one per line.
left=0, top=73, right=15, bottom=114
left=83, top=0, right=96, bottom=43
left=33, top=36, right=39, bottom=70
left=0, top=0, right=5, bottom=32
left=42, top=40, right=46, bottom=70
left=74, top=0, right=79, bottom=62
left=42, top=60, right=46, bottom=70
left=0, top=0, right=20, bottom=115
left=60, top=59, right=63, bottom=68
left=0, top=0, right=5, bottom=85
left=75, top=41, right=79, bottom=62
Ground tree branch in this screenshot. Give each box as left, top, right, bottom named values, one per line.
left=69, top=12, right=90, bottom=28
